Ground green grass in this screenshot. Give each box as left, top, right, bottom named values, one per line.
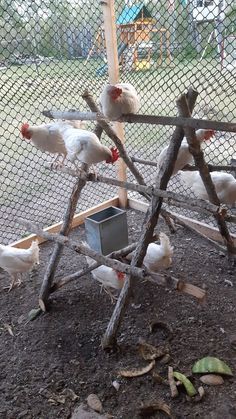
left=0, top=55, right=235, bottom=242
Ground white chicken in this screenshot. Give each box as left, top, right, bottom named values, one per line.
left=180, top=170, right=236, bottom=205
left=126, top=232, right=173, bottom=272
left=99, top=83, right=140, bottom=120
left=0, top=240, right=39, bottom=291
left=85, top=255, right=126, bottom=303
left=21, top=121, right=119, bottom=169
left=158, top=129, right=215, bottom=176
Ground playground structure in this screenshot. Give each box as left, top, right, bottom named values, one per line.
left=86, top=3, right=172, bottom=75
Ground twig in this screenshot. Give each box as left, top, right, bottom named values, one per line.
left=101, top=88, right=199, bottom=349
left=42, top=109, right=236, bottom=133
left=178, top=94, right=236, bottom=257
left=168, top=366, right=178, bottom=398
left=38, top=163, right=89, bottom=311
left=16, top=218, right=205, bottom=302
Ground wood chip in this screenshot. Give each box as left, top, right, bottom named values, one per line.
left=118, top=360, right=155, bottom=378
left=87, top=394, right=103, bottom=413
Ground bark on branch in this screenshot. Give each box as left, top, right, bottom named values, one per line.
left=42, top=109, right=236, bottom=133
left=101, top=87, right=199, bottom=348
left=131, top=156, right=236, bottom=173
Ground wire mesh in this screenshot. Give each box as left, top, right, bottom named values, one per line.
left=0, top=0, right=235, bottom=244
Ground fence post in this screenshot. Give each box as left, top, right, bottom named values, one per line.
left=101, top=0, right=128, bottom=208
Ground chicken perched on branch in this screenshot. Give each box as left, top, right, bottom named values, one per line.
left=158, top=129, right=215, bottom=176
left=0, top=241, right=39, bottom=291
left=20, top=120, right=85, bottom=167
left=180, top=170, right=236, bottom=205
left=99, top=83, right=140, bottom=120
left=85, top=254, right=127, bottom=303
left=126, top=232, right=173, bottom=272
left=21, top=121, right=119, bottom=170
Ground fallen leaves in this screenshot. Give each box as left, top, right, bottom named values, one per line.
left=139, top=399, right=173, bottom=418
left=200, top=374, right=224, bottom=385
left=173, top=371, right=197, bottom=397
left=118, top=360, right=155, bottom=378
left=192, top=356, right=233, bottom=376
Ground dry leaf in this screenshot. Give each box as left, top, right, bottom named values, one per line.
left=138, top=338, right=167, bottom=361
left=139, top=399, right=173, bottom=417
left=3, top=323, right=14, bottom=336
left=200, top=374, right=224, bottom=385
left=118, top=360, right=155, bottom=378
left=87, top=393, right=103, bottom=413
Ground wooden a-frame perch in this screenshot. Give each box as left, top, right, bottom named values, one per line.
left=17, top=217, right=205, bottom=303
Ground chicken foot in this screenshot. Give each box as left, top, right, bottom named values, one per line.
left=100, top=284, right=118, bottom=304
left=50, top=154, right=67, bottom=169
left=4, top=273, right=22, bottom=292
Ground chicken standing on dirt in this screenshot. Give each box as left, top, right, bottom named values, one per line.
left=158, top=129, right=215, bottom=176
left=99, top=83, right=140, bottom=120
left=0, top=240, right=39, bottom=291
left=180, top=170, right=236, bottom=205
left=21, top=121, right=119, bottom=171
left=126, top=232, right=173, bottom=272
left=85, top=254, right=127, bottom=303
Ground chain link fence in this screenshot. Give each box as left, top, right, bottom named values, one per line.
left=0, top=0, right=235, bottom=244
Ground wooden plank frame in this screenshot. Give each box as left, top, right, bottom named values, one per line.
left=11, top=196, right=119, bottom=249
left=101, top=0, right=128, bottom=207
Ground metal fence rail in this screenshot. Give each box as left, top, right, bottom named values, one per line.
left=0, top=0, right=235, bottom=244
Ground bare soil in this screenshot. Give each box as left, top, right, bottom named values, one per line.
left=1, top=209, right=236, bottom=419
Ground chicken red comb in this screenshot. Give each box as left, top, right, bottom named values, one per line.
left=110, top=147, right=119, bottom=163
left=204, top=129, right=215, bottom=141
left=116, top=271, right=125, bottom=281
left=21, top=123, right=30, bottom=137
left=110, top=86, right=122, bottom=100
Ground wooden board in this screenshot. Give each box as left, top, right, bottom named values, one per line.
left=128, top=197, right=236, bottom=245
left=11, top=196, right=119, bottom=249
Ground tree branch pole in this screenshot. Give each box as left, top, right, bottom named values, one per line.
left=101, top=88, right=199, bottom=349
left=45, top=163, right=228, bottom=220
left=16, top=218, right=205, bottom=301
left=178, top=95, right=236, bottom=256
left=131, top=156, right=236, bottom=173
left=38, top=163, right=89, bottom=311
left=42, top=109, right=236, bottom=133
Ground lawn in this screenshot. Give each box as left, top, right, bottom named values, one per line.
left=0, top=56, right=235, bottom=243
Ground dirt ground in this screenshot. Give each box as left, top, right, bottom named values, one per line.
left=1, top=209, right=236, bottom=419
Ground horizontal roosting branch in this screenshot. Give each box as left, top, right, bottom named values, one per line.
left=131, top=157, right=236, bottom=173
left=17, top=218, right=205, bottom=301
left=42, top=109, right=236, bottom=133
left=45, top=164, right=236, bottom=223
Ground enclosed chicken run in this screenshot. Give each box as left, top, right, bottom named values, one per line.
left=1, top=0, right=236, bottom=418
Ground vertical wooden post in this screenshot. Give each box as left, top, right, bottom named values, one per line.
left=101, top=0, right=128, bottom=208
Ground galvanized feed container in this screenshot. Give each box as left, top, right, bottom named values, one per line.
left=85, top=206, right=128, bottom=255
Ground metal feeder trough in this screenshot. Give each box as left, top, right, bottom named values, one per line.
left=85, top=206, right=128, bottom=255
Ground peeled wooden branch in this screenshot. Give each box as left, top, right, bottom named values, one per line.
left=42, top=109, right=236, bottom=133
left=101, top=88, right=199, bottom=349
left=17, top=218, right=205, bottom=302
left=178, top=95, right=236, bottom=256
left=38, top=163, right=89, bottom=311
left=131, top=157, right=236, bottom=173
